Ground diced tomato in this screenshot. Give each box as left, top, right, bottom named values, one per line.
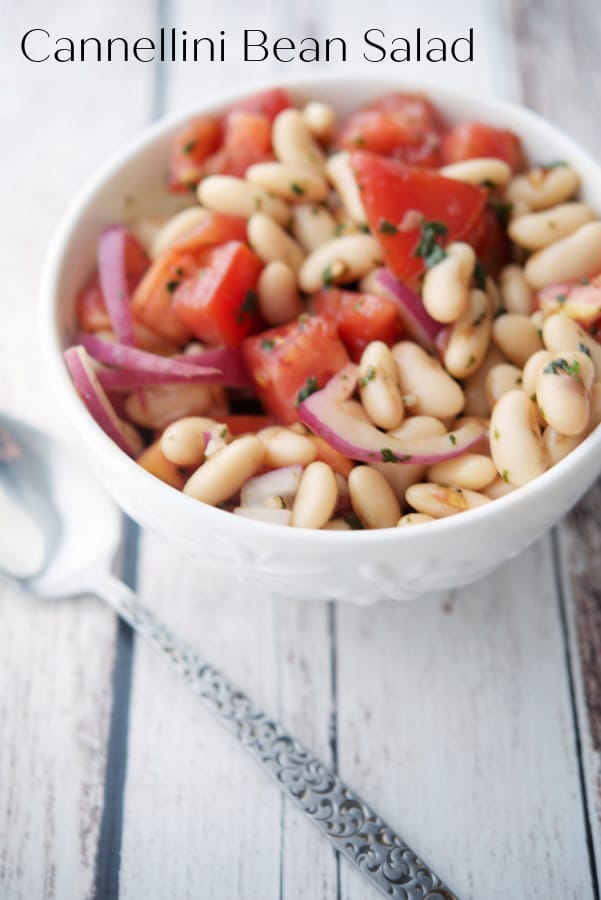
left=171, top=212, right=248, bottom=253
left=351, top=151, right=487, bottom=281
left=225, top=88, right=291, bottom=122
left=167, top=116, right=222, bottom=191
left=537, top=274, right=601, bottom=331
left=467, top=206, right=510, bottom=278
left=336, top=93, right=445, bottom=167
left=173, top=241, right=264, bottom=348
left=309, top=436, right=355, bottom=478
left=221, top=414, right=273, bottom=435
left=441, top=121, right=526, bottom=174
left=131, top=249, right=198, bottom=345
left=137, top=441, right=190, bottom=490
left=243, top=316, right=350, bottom=425
left=314, top=288, right=403, bottom=362
left=204, top=112, right=273, bottom=178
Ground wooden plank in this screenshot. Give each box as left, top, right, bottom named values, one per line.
left=0, top=2, right=155, bottom=898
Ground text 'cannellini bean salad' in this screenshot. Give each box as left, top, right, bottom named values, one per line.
left=64, top=87, right=601, bottom=529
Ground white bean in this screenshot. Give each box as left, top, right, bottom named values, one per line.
left=290, top=462, right=338, bottom=529
left=322, top=518, right=353, bottom=531
left=484, top=475, right=516, bottom=499
left=462, top=344, right=508, bottom=418
left=160, top=416, right=228, bottom=467
left=299, top=235, right=383, bottom=293
left=536, top=351, right=593, bottom=435
left=543, top=427, right=583, bottom=466
left=359, top=341, right=404, bottom=430
left=198, top=175, right=290, bottom=225
left=258, top=427, right=317, bottom=468
left=485, top=363, right=523, bottom=412
left=524, top=223, right=601, bottom=289
left=290, top=204, right=337, bottom=253
left=183, top=435, right=264, bottom=506
left=257, top=261, right=303, bottom=325
left=397, top=513, right=435, bottom=527
left=125, top=384, right=212, bottom=429
left=348, top=466, right=401, bottom=529
left=272, top=108, right=325, bottom=172
left=542, top=313, right=601, bottom=378
left=508, top=203, right=596, bottom=251
left=392, top=341, right=465, bottom=419
left=440, top=157, right=512, bottom=187
left=247, top=213, right=305, bottom=271
left=325, top=152, right=367, bottom=224
left=492, top=313, right=544, bottom=367
left=371, top=416, right=447, bottom=501
left=151, top=206, right=211, bottom=258
left=405, top=483, right=491, bottom=518
left=426, top=453, right=497, bottom=491
left=443, top=289, right=492, bottom=379
left=422, top=242, right=476, bottom=323
left=303, top=101, right=337, bottom=140
left=522, top=350, right=553, bottom=398
left=246, top=162, right=329, bottom=203
left=489, top=390, right=546, bottom=486
left=506, top=164, right=580, bottom=211
left=499, top=265, right=533, bottom=316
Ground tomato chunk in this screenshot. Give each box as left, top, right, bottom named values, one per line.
left=173, top=241, right=263, bottom=348
left=204, top=112, right=273, bottom=178
left=351, top=151, right=487, bottom=281
left=171, top=212, right=247, bottom=253
left=467, top=205, right=511, bottom=278
left=167, top=116, right=222, bottom=191
left=221, top=414, right=273, bottom=435
left=314, top=288, right=403, bottom=362
left=336, top=93, right=445, bottom=167
left=243, top=316, right=350, bottom=425
left=441, top=121, right=525, bottom=173
left=537, top=274, right=601, bottom=332
left=131, top=250, right=197, bottom=345
left=226, top=88, right=291, bottom=122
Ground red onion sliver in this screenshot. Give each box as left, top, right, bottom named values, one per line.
left=376, top=268, right=443, bottom=351
left=97, top=226, right=137, bottom=346
left=96, top=368, right=225, bottom=391
left=298, top=364, right=485, bottom=465
left=64, top=346, right=141, bottom=457
left=78, top=333, right=220, bottom=378
left=177, top=348, right=252, bottom=387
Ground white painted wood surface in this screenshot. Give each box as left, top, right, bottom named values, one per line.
left=1, top=1, right=600, bottom=898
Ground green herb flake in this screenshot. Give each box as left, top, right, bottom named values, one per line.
left=493, top=429, right=500, bottom=440
left=489, top=198, right=513, bottom=226
left=557, top=293, right=567, bottom=305
left=493, top=305, right=507, bottom=319
left=295, top=376, right=319, bottom=407
left=358, top=223, right=370, bottom=233
left=352, top=135, right=365, bottom=147
left=359, top=365, right=376, bottom=387
left=449, top=433, right=457, bottom=446
left=473, top=261, right=487, bottom=291
left=380, top=448, right=412, bottom=463
left=235, top=289, right=259, bottom=325
left=254, top=196, right=263, bottom=211
left=322, top=265, right=335, bottom=287
left=466, top=354, right=477, bottom=368
left=183, top=139, right=197, bottom=155
left=543, top=357, right=582, bottom=379
left=261, top=338, right=276, bottom=352
left=343, top=513, right=364, bottom=529
left=579, top=342, right=592, bottom=357
left=291, top=182, right=305, bottom=196
left=481, top=179, right=498, bottom=190
left=581, top=277, right=591, bottom=286
left=472, top=309, right=486, bottom=327
left=175, top=267, right=185, bottom=277
left=219, top=427, right=228, bottom=439
left=502, top=469, right=510, bottom=483
left=413, top=219, right=449, bottom=269
left=166, top=280, right=180, bottom=293
left=378, top=219, right=398, bottom=235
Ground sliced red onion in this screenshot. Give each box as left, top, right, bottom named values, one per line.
left=298, top=364, right=485, bottom=465
left=97, top=226, right=135, bottom=346
left=64, top=346, right=142, bottom=457
left=95, top=368, right=223, bottom=391
left=233, top=507, right=292, bottom=525
left=78, top=333, right=218, bottom=376
left=240, top=465, right=303, bottom=507
left=376, top=268, right=443, bottom=351
left=177, top=347, right=252, bottom=386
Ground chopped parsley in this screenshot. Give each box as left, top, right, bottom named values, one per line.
left=358, top=223, right=371, bottom=233
left=175, top=267, right=185, bottom=277
left=481, top=179, right=498, bottom=190
left=543, top=357, right=582, bottom=379
left=579, top=342, right=592, bottom=357
left=378, top=219, right=398, bottom=235
left=473, top=260, right=487, bottom=291
left=290, top=182, right=305, bottom=196
left=502, top=469, right=510, bottom=483
left=322, top=265, right=336, bottom=287
left=219, top=427, right=228, bottom=440
left=343, top=513, right=364, bottom=529
left=493, top=305, right=507, bottom=319
left=359, top=365, right=377, bottom=387
left=166, top=280, right=180, bottom=293
left=466, top=354, right=477, bottom=368
left=380, top=448, right=412, bottom=463
left=556, top=293, right=567, bottom=305
left=489, top=198, right=513, bottom=226
left=448, top=434, right=457, bottom=446
left=261, top=338, right=276, bottom=352
left=235, top=289, right=259, bottom=325
left=413, top=219, right=448, bottom=269
left=182, top=140, right=197, bottom=154
left=254, top=196, right=263, bottom=211
left=295, top=376, right=319, bottom=406
left=473, top=309, right=486, bottom=327
left=352, top=135, right=365, bottom=146
left=493, top=429, right=500, bottom=440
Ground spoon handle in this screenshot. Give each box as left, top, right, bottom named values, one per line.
left=98, top=572, right=458, bottom=900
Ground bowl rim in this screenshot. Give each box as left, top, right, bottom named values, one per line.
left=39, top=71, right=601, bottom=547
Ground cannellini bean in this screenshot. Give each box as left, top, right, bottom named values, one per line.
left=453, top=415, right=492, bottom=456
left=485, top=277, right=504, bottom=317
left=151, top=206, right=211, bottom=258
left=506, top=164, right=580, bottom=211
left=246, top=162, right=329, bottom=203
left=462, top=344, right=507, bottom=418
left=499, top=265, right=533, bottom=316
left=440, top=157, right=512, bottom=187
left=492, top=313, right=544, bottom=367
left=132, top=217, right=165, bottom=255
left=247, top=214, right=305, bottom=271
left=257, top=261, right=303, bottom=325
left=358, top=341, right=404, bottom=430
left=303, top=101, right=337, bottom=140
left=358, top=268, right=387, bottom=295
left=426, top=453, right=497, bottom=491
left=290, top=462, right=338, bottom=528
left=298, top=234, right=383, bottom=292
left=484, top=476, right=516, bottom=499
left=405, top=483, right=491, bottom=518
left=536, top=351, right=593, bottom=435
left=371, top=416, right=447, bottom=501
left=160, top=416, right=228, bottom=467
left=392, top=341, right=465, bottom=419
left=397, top=513, right=436, bottom=527
left=543, top=427, right=583, bottom=466
left=443, top=288, right=492, bottom=379
left=125, top=384, right=212, bottom=429
left=183, top=435, right=264, bottom=506
left=508, top=203, right=596, bottom=251
left=542, top=313, right=601, bottom=377
left=489, top=390, right=546, bottom=486
left=272, top=108, right=325, bottom=172
left=522, top=350, right=554, bottom=398
left=422, top=242, right=476, bottom=323
left=325, top=152, right=367, bottom=224
left=348, top=466, right=401, bottom=528
left=524, top=223, right=601, bottom=289
left=198, top=175, right=290, bottom=225
left=589, top=383, right=601, bottom=431
left=290, top=204, right=337, bottom=252
left=322, top=518, right=353, bottom=531
left=258, top=427, right=317, bottom=468
left=485, top=363, right=523, bottom=412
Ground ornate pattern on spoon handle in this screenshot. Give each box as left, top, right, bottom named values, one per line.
left=100, top=573, right=459, bottom=900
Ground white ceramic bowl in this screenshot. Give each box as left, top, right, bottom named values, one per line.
left=40, top=75, right=601, bottom=604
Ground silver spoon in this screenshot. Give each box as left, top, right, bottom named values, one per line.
left=0, top=412, right=458, bottom=900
